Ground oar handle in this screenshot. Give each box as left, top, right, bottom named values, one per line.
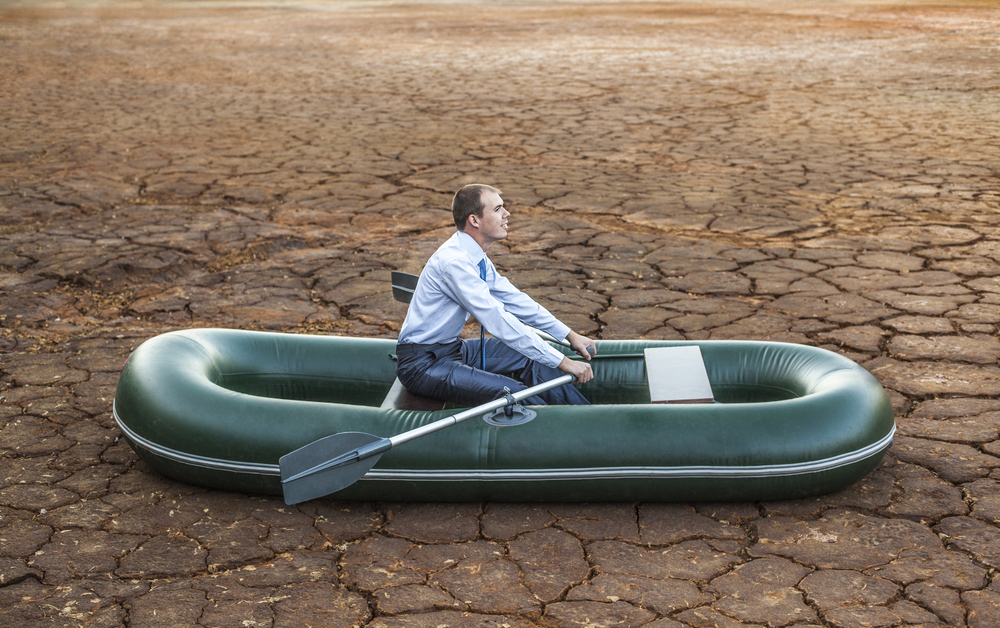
left=530, top=327, right=596, bottom=357
left=389, top=373, right=576, bottom=448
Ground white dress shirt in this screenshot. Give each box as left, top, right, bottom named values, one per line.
left=398, top=231, right=570, bottom=368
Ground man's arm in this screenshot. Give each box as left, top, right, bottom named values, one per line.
left=487, top=271, right=571, bottom=339
left=439, top=260, right=568, bottom=368
left=483, top=264, right=599, bottom=370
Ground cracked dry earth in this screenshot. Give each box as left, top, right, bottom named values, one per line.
left=2, top=0, right=1000, bottom=626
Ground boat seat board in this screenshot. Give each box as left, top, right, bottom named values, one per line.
left=380, top=377, right=448, bottom=412
left=644, top=346, right=715, bottom=404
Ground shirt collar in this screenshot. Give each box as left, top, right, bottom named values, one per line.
left=456, top=230, right=487, bottom=265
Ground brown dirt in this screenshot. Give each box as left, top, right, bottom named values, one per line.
left=2, top=1, right=999, bottom=626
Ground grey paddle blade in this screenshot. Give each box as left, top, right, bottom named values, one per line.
left=391, top=271, right=419, bottom=304
left=280, top=431, right=385, bottom=505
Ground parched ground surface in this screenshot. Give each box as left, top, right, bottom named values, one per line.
left=2, top=0, right=1000, bottom=626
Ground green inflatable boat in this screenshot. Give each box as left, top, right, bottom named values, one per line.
left=112, top=328, right=895, bottom=502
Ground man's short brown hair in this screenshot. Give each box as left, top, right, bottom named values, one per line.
left=453, top=184, right=501, bottom=231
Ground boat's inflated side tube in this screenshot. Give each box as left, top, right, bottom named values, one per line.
left=113, top=328, right=895, bottom=501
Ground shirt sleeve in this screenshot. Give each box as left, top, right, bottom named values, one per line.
left=487, top=268, right=572, bottom=342
left=438, top=259, right=568, bottom=369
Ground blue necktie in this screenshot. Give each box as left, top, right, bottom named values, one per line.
left=478, top=259, right=487, bottom=371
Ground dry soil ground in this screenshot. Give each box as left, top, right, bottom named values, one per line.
left=2, top=1, right=1000, bottom=626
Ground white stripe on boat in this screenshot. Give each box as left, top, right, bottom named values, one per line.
left=114, top=402, right=894, bottom=482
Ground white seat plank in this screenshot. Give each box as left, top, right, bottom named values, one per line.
left=644, top=346, right=714, bottom=404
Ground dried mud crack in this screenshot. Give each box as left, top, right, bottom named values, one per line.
left=2, top=0, right=1000, bottom=626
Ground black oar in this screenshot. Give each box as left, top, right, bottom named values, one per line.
left=390, top=270, right=419, bottom=304
left=279, top=373, right=576, bottom=504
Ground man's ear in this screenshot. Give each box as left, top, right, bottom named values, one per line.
left=467, top=214, right=480, bottom=230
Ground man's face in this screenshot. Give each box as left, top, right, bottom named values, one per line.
left=475, top=190, right=509, bottom=244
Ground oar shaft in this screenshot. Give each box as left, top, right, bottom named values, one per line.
left=529, top=326, right=571, bottom=347
left=281, top=372, right=576, bottom=492
left=528, top=327, right=596, bottom=358
left=389, top=373, right=575, bottom=448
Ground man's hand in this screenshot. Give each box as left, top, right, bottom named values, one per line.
left=566, top=331, right=597, bottom=361
left=558, top=356, right=594, bottom=384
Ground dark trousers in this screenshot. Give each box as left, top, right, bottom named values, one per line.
left=396, top=339, right=590, bottom=407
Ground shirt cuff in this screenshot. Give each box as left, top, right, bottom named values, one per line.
left=548, top=321, right=572, bottom=344
left=543, top=344, right=567, bottom=369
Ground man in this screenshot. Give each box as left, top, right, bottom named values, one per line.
left=396, top=184, right=596, bottom=407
